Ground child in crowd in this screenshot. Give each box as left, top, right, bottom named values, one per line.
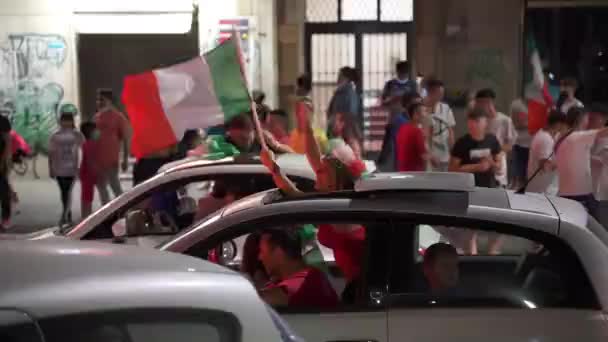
left=79, top=122, right=98, bottom=219
left=49, top=112, right=84, bottom=226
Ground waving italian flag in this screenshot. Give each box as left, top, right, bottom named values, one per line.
left=525, top=35, right=553, bottom=135
left=123, top=37, right=251, bottom=158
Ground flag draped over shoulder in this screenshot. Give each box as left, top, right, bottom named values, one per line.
left=122, top=37, right=251, bottom=158
left=524, top=35, right=553, bottom=135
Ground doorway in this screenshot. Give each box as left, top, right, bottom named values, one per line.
left=305, top=0, right=414, bottom=157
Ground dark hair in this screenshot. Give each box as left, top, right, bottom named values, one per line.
left=261, top=227, right=302, bottom=260
left=402, top=92, right=422, bottom=109
left=80, top=121, right=96, bottom=139
left=252, top=90, right=266, bottom=104
left=475, top=88, right=496, bottom=100
left=241, top=232, right=267, bottom=279
left=561, top=77, right=578, bottom=89
left=565, top=106, right=588, bottom=128
left=0, top=115, right=11, bottom=134
left=467, top=107, right=489, bottom=121
left=546, top=110, right=567, bottom=127
left=407, top=102, right=423, bottom=119
left=178, top=129, right=201, bottom=156
left=226, top=114, right=253, bottom=131
left=339, top=67, right=359, bottom=83
left=60, top=112, right=75, bottom=122
left=425, top=79, right=444, bottom=91
left=396, top=61, right=410, bottom=74
left=423, top=243, right=458, bottom=268
left=297, top=74, right=312, bottom=93
left=97, top=88, right=114, bottom=103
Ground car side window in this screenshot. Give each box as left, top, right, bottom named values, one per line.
left=390, top=222, right=599, bottom=310
left=83, top=173, right=288, bottom=240
left=0, top=310, right=43, bottom=342
left=206, top=219, right=390, bottom=313
left=39, top=309, right=239, bottom=342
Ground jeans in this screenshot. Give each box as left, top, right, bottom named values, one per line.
left=56, top=176, right=75, bottom=222
left=97, top=167, right=123, bottom=205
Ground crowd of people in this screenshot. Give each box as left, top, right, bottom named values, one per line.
left=375, top=61, right=608, bottom=224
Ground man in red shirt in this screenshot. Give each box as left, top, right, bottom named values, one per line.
left=396, top=102, right=433, bottom=171
left=94, top=88, right=130, bottom=204
left=258, top=228, right=338, bottom=309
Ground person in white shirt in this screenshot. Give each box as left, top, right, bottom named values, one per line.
left=557, top=77, right=584, bottom=114
left=424, top=79, right=455, bottom=172
left=526, top=111, right=567, bottom=195
left=475, top=89, right=517, bottom=187
left=556, top=107, right=608, bottom=219
left=510, top=99, right=531, bottom=190
left=587, top=104, right=608, bottom=202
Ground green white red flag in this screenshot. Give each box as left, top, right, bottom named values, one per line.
left=525, top=35, right=553, bottom=135
left=122, top=37, right=250, bottom=158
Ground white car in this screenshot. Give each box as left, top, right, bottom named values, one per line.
left=14, top=154, right=374, bottom=246
left=0, top=239, right=301, bottom=342
left=160, top=172, right=608, bottom=342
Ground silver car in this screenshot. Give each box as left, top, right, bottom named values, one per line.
left=0, top=239, right=300, bottom=342
left=160, top=172, right=608, bottom=342
left=10, top=154, right=323, bottom=245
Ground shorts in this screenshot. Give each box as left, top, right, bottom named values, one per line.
left=511, top=145, right=530, bottom=180
left=81, top=177, right=95, bottom=203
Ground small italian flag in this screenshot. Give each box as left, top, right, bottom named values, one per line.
left=123, top=37, right=251, bottom=158
left=525, top=34, right=553, bottom=135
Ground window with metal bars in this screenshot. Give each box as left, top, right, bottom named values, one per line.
left=306, top=0, right=413, bottom=23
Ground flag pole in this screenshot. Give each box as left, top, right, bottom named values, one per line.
left=251, top=101, right=267, bottom=151
left=231, top=25, right=267, bottom=150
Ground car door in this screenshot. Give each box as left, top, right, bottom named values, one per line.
left=387, top=217, right=606, bottom=342
left=181, top=210, right=391, bottom=342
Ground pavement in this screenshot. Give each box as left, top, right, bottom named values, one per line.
left=9, top=156, right=132, bottom=234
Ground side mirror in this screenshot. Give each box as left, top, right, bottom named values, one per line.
left=111, top=218, right=127, bottom=243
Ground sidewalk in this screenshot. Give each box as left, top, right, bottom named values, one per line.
left=10, top=156, right=132, bottom=233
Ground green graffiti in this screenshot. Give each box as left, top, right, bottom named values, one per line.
left=0, top=34, right=69, bottom=154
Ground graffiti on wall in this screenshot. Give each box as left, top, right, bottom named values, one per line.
left=0, top=33, right=73, bottom=153
left=466, top=48, right=505, bottom=95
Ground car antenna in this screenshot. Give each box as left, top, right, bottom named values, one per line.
left=516, top=128, right=575, bottom=194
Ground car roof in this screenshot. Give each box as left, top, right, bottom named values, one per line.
left=0, top=239, right=261, bottom=318
left=216, top=173, right=563, bottom=221
left=160, top=153, right=377, bottom=178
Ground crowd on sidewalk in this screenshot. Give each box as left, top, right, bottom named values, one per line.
left=0, top=59, right=606, bottom=236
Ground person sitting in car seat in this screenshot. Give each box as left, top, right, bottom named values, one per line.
left=261, top=106, right=368, bottom=304
left=258, top=227, right=338, bottom=309
left=423, top=243, right=460, bottom=293
left=241, top=232, right=270, bottom=289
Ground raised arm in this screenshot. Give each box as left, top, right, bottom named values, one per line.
left=260, top=148, right=303, bottom=197
left=296, top=101, right=324, bottom=173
